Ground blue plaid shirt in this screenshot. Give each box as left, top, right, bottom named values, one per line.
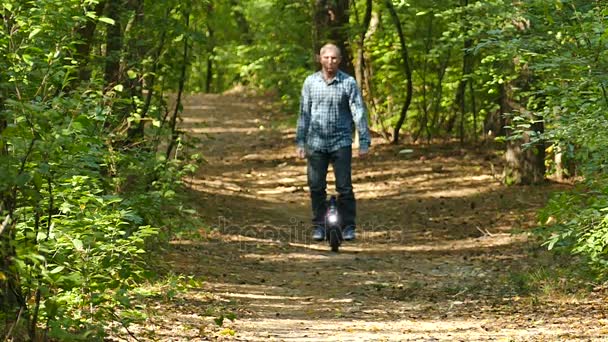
left=296, top=70, right=371, bottom=152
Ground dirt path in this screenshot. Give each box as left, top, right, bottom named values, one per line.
left=139, top=94, right=608, bottom=341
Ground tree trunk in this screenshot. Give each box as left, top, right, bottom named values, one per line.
left=457, top=0, right=473, bottom=145
left=415, top=13, right=434, bottom=143
left=313, top=0, right=354, bottom=76
left=229, top=0, right=253, bottom=45
left=124, top=0, right=147, bottom=141
left=104, top=0, right=123, bottom=87
left=126, top=0, right=145, bottom=100
left=502, top=83, right=545, bottom=185
left=384, top=0, right=413, bottom=145
left=205, top=2, right=215, bottom=93
left=166, top=11, right=190, bottom=160
left=141, top=7, right=171, bottom=120
left=469, top=77, right=477, bottom=142
left=74, top=1, right=107, bottom=84
left=430, top=50, right=450, bottom=139
left=353, top=0, right=372, bottom=88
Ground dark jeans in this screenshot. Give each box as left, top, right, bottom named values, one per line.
left=307, top=146, right=356, bottom=229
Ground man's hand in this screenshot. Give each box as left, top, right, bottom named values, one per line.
left=357, top=148, right=369, bottom=159
left=296, top=147, right=306, bottom=159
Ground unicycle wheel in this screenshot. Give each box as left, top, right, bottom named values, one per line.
left=328, top=226, right=341, bottom=252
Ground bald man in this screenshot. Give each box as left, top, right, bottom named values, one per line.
left=296, top=43, right=371, bottom=242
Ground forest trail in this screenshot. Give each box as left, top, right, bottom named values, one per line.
left=142, top=94, right=607, bottom=341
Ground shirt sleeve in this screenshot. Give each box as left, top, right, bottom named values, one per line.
left=296, top=78, right=311, bottom=148
left=348, top=79, right=371, bottom=150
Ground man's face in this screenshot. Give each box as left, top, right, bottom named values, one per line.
left=320, top=48, right=341, bottom=75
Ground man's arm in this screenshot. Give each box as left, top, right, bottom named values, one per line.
left=296, top=78, right=311, bottom=158
left=348, top=80, right=371, bottom=155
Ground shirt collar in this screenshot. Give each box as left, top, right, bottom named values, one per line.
left=315, top=70, right=345, bottom=85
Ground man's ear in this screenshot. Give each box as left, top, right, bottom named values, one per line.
left=314, top=54, right=320, bottom=63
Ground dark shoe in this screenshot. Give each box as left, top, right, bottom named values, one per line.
left=312, top=226, right=325, bottom=241
left=342, top=226, right=356, bottom=241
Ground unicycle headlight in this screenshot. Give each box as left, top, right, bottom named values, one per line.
left=327, top=213, right=338, bottom=224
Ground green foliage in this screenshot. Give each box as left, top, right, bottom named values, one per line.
left=540, top=178, right=608, bottom=275
left=515, top=0, right=608, bottom=273
left=0, top=0, right=200, bottom=339
left=186, top=0, right=313, bottom=109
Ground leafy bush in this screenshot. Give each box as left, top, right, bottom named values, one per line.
left=0, top=1, right=200, bottom=339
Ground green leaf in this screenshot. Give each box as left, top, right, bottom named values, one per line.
left=72, top=239, right=84, bottom=251
left=99, top=17, right=115, bottom=25
left=127, top=70, right=137, bottom=79
left=29, top=28, right=41, bottom=39
left=113, top=84, right=124, bottom=92
left=50, top=266, right=65, bottom=274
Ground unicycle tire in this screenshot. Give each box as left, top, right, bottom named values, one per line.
left=328, top=226, right=341, bottom=252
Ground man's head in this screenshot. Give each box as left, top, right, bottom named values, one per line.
left=319, top=43, right=342, bottom=77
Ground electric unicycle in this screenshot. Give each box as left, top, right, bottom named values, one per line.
left=325, top=195, right=343, bottom=252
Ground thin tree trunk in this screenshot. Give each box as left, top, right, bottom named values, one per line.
left=353, top=0, right=372, bottom=88
left=126, top=0, right=145, bottom=100
left=362, top=12, right=383, bottom=137
left=415, top=13, right=433, bottom=143
left=469, top=78, right=477, bottom=142
left=229, top=0, right=253, bottom=45
left=166, top=11, right=190, bottom=160
left=457, top=0, right=472, bottom=145
left=140, top=6, right=171, bottom=121
left=384, top=0, right=413, bottom=145
left=74, top=1, right=107, bottom=84
left=104, top=0, right=123, bottom=87
left=125, top=0, right=147, bottom=141
left=429, top=48, right=450, bottom=140
left=205, top=2, right=215, bottom=93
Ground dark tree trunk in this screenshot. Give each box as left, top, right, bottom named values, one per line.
left=502, top=83, right=545, bottom=185
left=415, top=13, right=434, bottom=143
left=140, top=6, right=171, bottom=121
left=229, top=0, right=253, bottom=45
left=73, top=1, right=107, bottom=84
left=166, top=11, right=190, bottom=160
left=430, top=50, right=450, bottom=139
left=469, top=77, right=477, bottom=141
left=313, top=0, right=354, bottom=76
left=126, top=0, right=144, bottom=98
left=104, top=0, right=123, bottom=87
left=353, top=0, right=372, bottom=88
left=384, top=0, right=413, bottom=144
left=205, top=2, right=215, bottom=93
left=125, top=0, right=147, bottom=141
left=457, top=0, right=473, bottom=145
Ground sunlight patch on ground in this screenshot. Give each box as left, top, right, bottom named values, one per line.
left=186, top=127, right=259, bottom=134
left=227, top=317, right=604, bottom=341
left=180, top=116, right=264, bottom=126
left=356, top=184, right=491, bottom=200
left=173, top=232, right=528, bottom=259
left=183, top=102, right=258, bottom=110
left=226, top=318, right=486, bottom=341
left=241, top=252, right=357, bottom=262
left=216, top=292, right=308, bottom=301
